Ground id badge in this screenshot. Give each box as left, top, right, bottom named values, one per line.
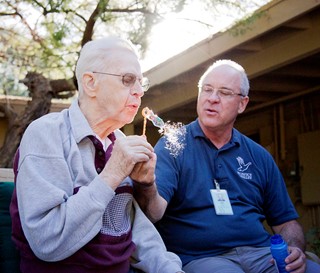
left=210, top=189, right=234, bottom=215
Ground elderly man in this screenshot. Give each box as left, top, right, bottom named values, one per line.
left=10, top=36, right=183, bottom=273
left=134, top=59, right=320, bottom=273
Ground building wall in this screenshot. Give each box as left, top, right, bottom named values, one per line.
left=236, top=91, right=320, bottom=244
left=0, top=96, right=71, bottom=148
left=0, top=119, right=8, bottom=147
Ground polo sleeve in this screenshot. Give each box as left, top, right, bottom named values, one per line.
left=154, top=136, right=180, bottom=203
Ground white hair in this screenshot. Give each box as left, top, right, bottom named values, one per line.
left=198, top=59, right=250, bottom=96
left=75, top=36, right=138, bottom=93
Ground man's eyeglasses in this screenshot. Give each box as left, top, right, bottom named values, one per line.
left=199, top=84, right=244, bottom=98
left=92, top=71, right=150, bottom=92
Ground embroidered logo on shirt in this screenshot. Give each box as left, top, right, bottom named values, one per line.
left=236, top=156, right=252, bottom=179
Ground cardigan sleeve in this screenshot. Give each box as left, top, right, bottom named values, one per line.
left=130, top=199, right=184, bottom=273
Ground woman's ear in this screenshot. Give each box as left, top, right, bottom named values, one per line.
left=82, top=72, right=98, bottom=98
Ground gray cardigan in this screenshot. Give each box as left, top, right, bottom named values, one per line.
left=14, top=98, right=183, bottom=273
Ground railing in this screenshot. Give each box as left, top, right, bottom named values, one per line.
left=0, top=168, right=14, bottom=182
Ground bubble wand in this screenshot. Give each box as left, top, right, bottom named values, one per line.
left=142, top=107, right=165, bottom=135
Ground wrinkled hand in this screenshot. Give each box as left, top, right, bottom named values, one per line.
left=130, top=152, right=156, bottom=185
left=283, top=246, right=306, bottom=273
left=100, top=135, right=154, bottom=189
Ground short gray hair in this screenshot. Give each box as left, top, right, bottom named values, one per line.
left=198, top=59, right=250, bottom=96
left=75, top=36, right=138, bottom=93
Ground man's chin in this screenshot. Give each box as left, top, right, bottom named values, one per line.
left=125, top=116, right=135, bottom=125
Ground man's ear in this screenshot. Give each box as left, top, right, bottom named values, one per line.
left=238, top=96, right=249, bottom=114
left=82, top=72, right=98, bottom=98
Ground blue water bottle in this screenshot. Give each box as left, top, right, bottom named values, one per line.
left=270, top=234, right=290, bottom=273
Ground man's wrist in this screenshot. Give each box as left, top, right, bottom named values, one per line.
left=133, top=179, right=155, bottom=188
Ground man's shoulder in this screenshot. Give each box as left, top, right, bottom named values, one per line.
left=234, top=129, right=275, bottom=161
left=27, top=109, right=69, bottom=134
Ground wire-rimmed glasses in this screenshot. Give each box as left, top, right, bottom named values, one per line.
left=93, top=71, right=150, bottom=92
left=199, top=84, right=244, bottom=98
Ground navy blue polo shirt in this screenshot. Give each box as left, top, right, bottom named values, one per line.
left=154, top=119, right=298, bottom=266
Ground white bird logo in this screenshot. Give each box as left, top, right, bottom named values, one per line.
left=236, top=156, right=252, bottom=172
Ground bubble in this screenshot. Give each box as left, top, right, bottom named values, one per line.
left=159, top=121, right=186, bottom=157
left=141, top=107, right=186, bottom=157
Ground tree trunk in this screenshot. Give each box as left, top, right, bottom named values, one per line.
left=0, top=72, right=54, bottom=168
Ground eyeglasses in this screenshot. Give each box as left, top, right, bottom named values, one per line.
left=92, top=71, right=150, bottom=92
left=199, top=84, right=244, bottom=98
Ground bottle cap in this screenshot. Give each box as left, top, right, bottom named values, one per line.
left=270, top=234, right=284, bottom=244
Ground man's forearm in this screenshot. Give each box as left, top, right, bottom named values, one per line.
left=273, top=220, right=306, bottom=251
left=133, top=182, right=167, bottom=223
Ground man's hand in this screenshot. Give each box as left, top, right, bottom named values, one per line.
left=130, top=153, right=157, bottom=186
left=284, top=246, right=306, bottom=273
left=272, top=220, right=307, bottom=273
left=100, top=135, right=154, bottom=189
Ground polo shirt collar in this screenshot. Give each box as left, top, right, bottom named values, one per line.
left=190, top=119, right=206, bottom=138
left=191, top=118, right=241, bottom=146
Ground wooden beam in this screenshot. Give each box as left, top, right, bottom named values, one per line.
left=135, top=16, right=320, bottom=123
left=143, top=0, right=320, bottom=86
left=237, top=16, right=320, bottom=77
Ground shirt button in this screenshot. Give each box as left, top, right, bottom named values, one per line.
left=98, top=151, right=104, bottom=157
left=96, top=167, right=102, bottom=173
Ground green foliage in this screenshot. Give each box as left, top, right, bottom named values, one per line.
left=0, top=0, right=270, bottom=97
left=229, top=10, right=267, bottom=36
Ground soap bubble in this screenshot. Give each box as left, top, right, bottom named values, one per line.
left=160, top=121, right=186, bottom=158
left=142, top=107, right=186, bottom=157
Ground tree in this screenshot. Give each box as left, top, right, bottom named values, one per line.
left=0, top=0, right=267, bottom=167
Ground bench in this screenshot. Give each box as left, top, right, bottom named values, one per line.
left=0, top=168, right=319, bottom=272
left=0, top=168, right=20, bottom=272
